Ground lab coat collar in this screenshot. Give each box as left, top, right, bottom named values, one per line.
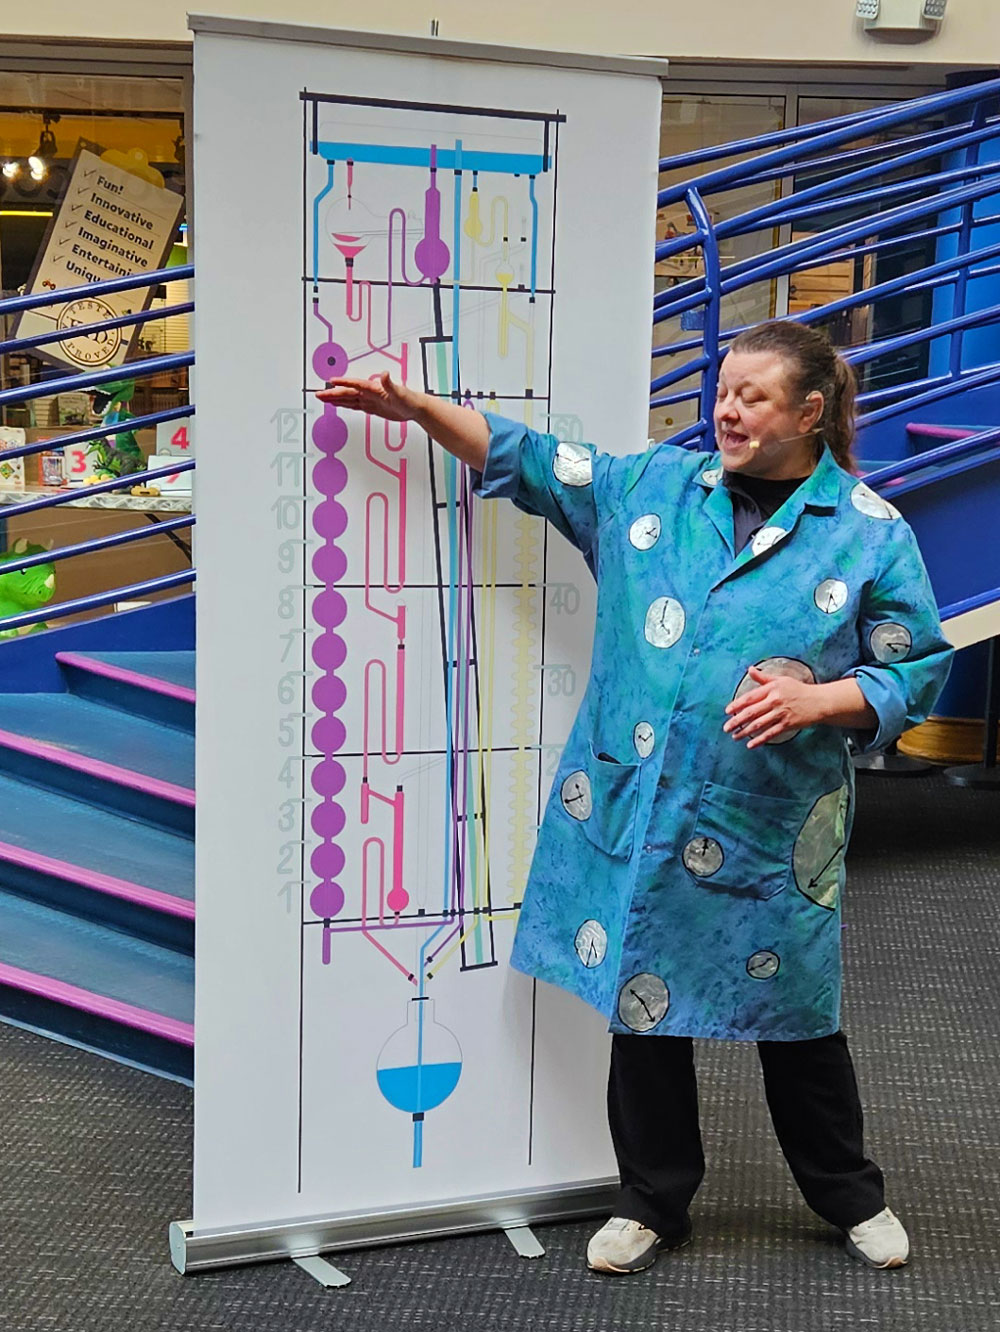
left=698, top=444, right=847, bottom=582
left=693, top=443, right=843, bottom=510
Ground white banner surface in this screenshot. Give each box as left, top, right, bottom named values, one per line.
left=192, top=17, right=663, bottom=1244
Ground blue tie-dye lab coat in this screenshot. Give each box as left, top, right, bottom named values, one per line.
left=475, top=414, right=953, bottom=1041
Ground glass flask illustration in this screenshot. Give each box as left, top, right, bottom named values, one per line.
left=376, top=997, right=462, bottom=1167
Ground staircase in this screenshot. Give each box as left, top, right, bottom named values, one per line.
left=0, top=650, right=194, bottom=1080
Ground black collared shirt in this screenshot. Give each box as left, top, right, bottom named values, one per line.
left=724, top=469, right=812, bottom=552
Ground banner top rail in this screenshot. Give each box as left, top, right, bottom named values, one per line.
left=187, top=14, right=670, bottom=80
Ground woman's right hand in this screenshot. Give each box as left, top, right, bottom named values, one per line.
left=317, top=370, right=490, bottom=471
left=316, top=371, right=422, bottom=423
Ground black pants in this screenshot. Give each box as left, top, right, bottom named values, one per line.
left=608, top=1030, right=885, bottom=1238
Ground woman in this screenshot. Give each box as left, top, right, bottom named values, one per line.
left=318, top=320, right=953, bottom=1276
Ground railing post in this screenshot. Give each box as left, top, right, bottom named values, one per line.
left=685, top=187, right=721, bottom=447
left=950, top=98, right=988, bottom=380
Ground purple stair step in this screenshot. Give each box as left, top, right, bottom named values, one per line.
left=56, top=651, right=196, bottom=703
left=0, top=770, right=193, bottom=901
left=0, top=891, right=193, bottom=1032
left=0, top=694, right=194, bottom=792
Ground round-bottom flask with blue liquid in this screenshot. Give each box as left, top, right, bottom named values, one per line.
left=376, top=997, right=462, bottom=1167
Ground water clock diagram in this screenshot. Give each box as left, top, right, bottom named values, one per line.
left=295, top=89, right=571, bottom=1171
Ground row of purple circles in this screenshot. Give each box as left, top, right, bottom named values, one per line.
left=308, top=351, right=350, bottom=919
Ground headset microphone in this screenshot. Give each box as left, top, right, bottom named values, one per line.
left=746, top=429, right=821, bottom=451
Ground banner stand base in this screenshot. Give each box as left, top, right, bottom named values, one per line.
left=503, top=1225, right=545, bottom=1259
left=169, top=1178, right=617, bottom=1275
left=292, top=1255, right=352, bottom=1287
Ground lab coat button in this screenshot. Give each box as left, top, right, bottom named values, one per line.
left=692, top=647, right=701, bottom=656
left=643, top=844, right=653, bottom=854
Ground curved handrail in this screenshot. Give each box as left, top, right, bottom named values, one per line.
left=0, top=302, right=194, bottom=359
left=858, top=362, right=1000, bottom=429
left=656, top=121, right=1000, bottom=260
left=654, top=173, right=1000, bottom=314
left=0, top=459, right=195, bottom=522
left=0, top=407, right=194, bottom=464
left=657, top=78, right=1000, bottom=190
left=652, top=75, right=1000, bottom=462
left=0, top=571, right=196, bottom=635
left=940, top=586, right=1000, bottom=622
left=0, top=261, right=196, bottom=639
left=0, top=516, right=193, bottom=575
left=0, top=264, right=193, bottom=317
left=0, top=353, right=194, bottom=407
left=865, top=425, right=1000, bottom=487
left=652, top=238, right=1000, bottom=361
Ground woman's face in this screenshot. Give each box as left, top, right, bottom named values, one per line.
left=713, top=349, right=823, bottom=479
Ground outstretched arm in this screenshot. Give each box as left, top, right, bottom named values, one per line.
left=316, top=373, right=489, bottom=471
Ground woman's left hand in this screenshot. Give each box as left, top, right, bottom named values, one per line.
left=723, top=664, right=821, bottom=749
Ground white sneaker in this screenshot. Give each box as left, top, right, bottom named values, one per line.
left=845, top=1207, right=910, bottom=1269
left=586, top=1216, right=691, bottom=1275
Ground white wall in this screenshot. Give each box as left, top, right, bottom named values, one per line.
left=4, top=0, right=1000, bottom=68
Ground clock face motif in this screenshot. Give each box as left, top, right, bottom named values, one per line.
left=682, top=835, right=724, bottom=877
left=701, top=467, right=722, bottom=487
left=633, top=721, right=655, bottom=759
left=643, top=596, right=685, bottom=649
left=617, top=973, right=670, bottom=1032
left=628, top=513, right=661, bottom=551
left=574, top=919, right=608, bottom=968
left=793, top=784, right=850, bottom=909
left=870, top=622, right=912, bottom=663
left=733, top=657, right=816, bottom=744
left=814, top=578, right=849, bottom=614
left=552, top=442, right=592, bottom=487
left=851, top=482, right=900, bottom=521
left=747, top=950, right=780, bottom=981
left=750, top=525, right=789, bottom=557
left=56, top=297, right=122, bottom=367
left=560, top=770, right=592, bottom=821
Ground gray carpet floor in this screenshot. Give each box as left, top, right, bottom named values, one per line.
left=2, top=771, right=998, bottom=1332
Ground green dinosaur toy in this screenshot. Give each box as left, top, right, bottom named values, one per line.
left=86, top=379, right=144, bottom=479
left=0, top=539, right=56, bottom=638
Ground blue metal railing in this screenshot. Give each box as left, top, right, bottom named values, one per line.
left=0, top=266, right=194, bottom=634
left=653, top=77, right=1000, bottom=450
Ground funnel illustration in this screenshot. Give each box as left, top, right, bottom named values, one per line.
left=376, top=997, right=462, bottom=1167
left=324, top=179, right=385, bottom=307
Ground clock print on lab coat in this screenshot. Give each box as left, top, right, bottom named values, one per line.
left=628, top=513, right=662, bottom=550
left=575, top=919, right=608, bottom=968
left=473, top=414, right=952, bottom=1040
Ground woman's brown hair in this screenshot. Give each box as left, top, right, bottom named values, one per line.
left=727, top=321, right=858, bottom=471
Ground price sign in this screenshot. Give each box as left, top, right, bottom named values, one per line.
left=148, top=454, right=192, bottom=493
left=62, top=443, right=100, bottom=485
left=155, top=421, right=194, bottom=456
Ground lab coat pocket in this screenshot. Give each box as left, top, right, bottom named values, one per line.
left=579, top=745, right=641, bottom=860
left=683, top=780, right=807, bottom=900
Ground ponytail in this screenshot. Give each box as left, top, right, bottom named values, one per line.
left=826, top=355, right=858, bottom=473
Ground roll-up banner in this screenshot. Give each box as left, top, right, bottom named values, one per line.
left=177, top=14, right=665, bottom=1272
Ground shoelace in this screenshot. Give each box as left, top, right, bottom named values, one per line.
left=607, top=1217, right=654, bottom=1236
left=851, top=1209, right=893, bottom=1236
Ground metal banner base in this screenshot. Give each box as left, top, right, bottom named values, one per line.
left=293, top=1255, right=352, bottom=1287
left=504, top=1225, right=546, bottom=1258
left=169, top=1178, right=617, bottom=1274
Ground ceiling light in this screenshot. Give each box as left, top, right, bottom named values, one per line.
left=29, top=112, right=60, bottom=179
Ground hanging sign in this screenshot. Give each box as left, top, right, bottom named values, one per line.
left=13, top=147, right=184, bottom=372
